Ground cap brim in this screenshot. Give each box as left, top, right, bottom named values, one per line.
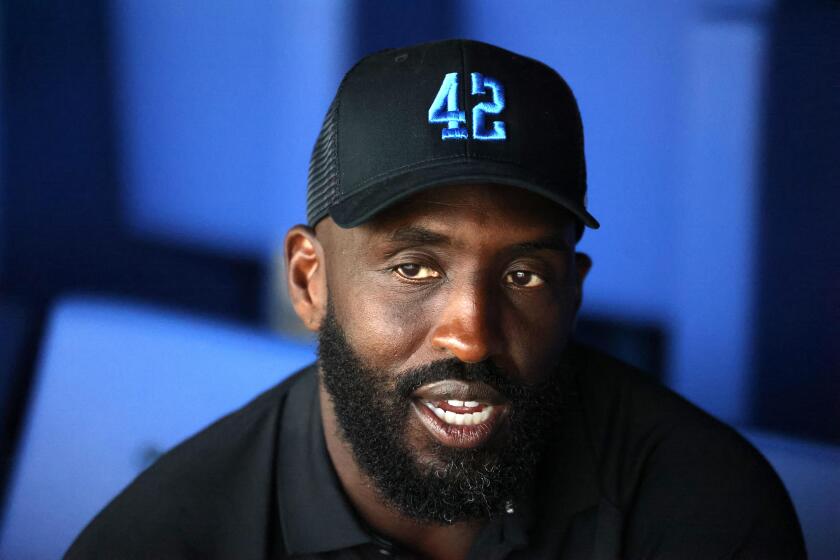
left=328, top=160, right=600, bottom=229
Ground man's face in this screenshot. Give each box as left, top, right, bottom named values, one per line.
left=308, top=184, right=589, bottom=522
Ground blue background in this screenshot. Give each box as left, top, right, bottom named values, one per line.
left=0, top=0, right=838, bottom=556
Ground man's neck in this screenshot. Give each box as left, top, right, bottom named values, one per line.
left=318, top=383, right=484, bottom=560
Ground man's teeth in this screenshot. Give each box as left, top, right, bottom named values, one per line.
left=424, top=401, right=493, bottom=426
left=447, top=399, right=481, bottom=407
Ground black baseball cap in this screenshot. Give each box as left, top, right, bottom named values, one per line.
left=307, top=39, right=599, bottom=231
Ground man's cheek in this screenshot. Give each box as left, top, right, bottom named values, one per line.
left=502, top=303, right=571, bottom=379
left=344, top=296, right=435, bottom=368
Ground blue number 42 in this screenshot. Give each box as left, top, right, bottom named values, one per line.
left=428, top=72, right=507, bottom=141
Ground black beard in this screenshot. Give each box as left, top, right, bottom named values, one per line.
left=317, top=303, right=569, bottom=524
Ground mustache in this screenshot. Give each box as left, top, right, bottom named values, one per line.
left=393, top=358, right=535, bottom=402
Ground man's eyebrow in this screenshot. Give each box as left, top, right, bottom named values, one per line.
left=507, top=235, right=573, bottom=254
left=380, top=227, right=571, bottom=253
left=385, top=226, right=451, bottom=246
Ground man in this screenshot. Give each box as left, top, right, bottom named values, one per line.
left=67, top=39, right=804, bottom=559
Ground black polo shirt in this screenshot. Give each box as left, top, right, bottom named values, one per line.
left=66, top=345, right=805, bottom=559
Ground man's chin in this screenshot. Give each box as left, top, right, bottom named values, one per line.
left=403, top=434, right=505, bottom=477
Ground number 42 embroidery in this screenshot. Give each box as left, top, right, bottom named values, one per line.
left=428, top=72, right=507, bottom=141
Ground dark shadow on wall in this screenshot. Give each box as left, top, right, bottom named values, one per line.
left=752, top=0, right=840, bottom=443
left=0, top=0, right=264, bottom=511
left=353, top=0, right=463, bottom=60
left=0, top=300, right=43, bottom=521
left=575, top=316, right=666, bottom=384
left=0, top=0, right=264, bottom=323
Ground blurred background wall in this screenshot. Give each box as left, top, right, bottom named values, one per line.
left=0, top=0, right=837, bottom=554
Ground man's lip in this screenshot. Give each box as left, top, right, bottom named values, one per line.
left=411, top=380, right=507, bottom=405
left=411, top=400, right=509, bottom=449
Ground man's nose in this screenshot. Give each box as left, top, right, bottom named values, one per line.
left=429, top=282, right=502, bottom=363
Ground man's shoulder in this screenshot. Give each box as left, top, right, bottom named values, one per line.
left=127, top=362, right=316, bottom=481
left=65, top=364, right=318, bottom=559
left=573, top=344, right=769, bottom=468
left=572, top=345, right=804, bottom=557
left=573, top=343, right=729, bottom=441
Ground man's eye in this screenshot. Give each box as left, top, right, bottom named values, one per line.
left=394, top=263, right=441, bottom=280
left=505, top=270, right=544, bottom=288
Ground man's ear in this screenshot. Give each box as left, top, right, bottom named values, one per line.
left=284, top=225, right=327, bottom=332
left=573, top=252, right=592, bottom=312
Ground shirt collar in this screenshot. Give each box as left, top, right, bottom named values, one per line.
left=276, top=366, right=371, bottom=555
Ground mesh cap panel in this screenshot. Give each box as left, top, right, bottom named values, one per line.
left=306, top=97, right=340, bottom=226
